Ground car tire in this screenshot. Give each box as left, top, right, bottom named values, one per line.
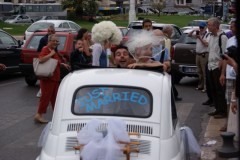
left=25, top=75, right=38, bottom=86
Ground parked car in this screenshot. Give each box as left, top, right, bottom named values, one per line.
left=220, top=24, right=230, bottom=33
left=127, top=20, right=156, bottom=29
left=187, top=20, right=207, bottom=26
left=125, top=23, right=183, bottom=45
left=33, top=15, right=57, bottom=22
left=181, top=26, right=199, bottom=34
left=36, top=67, right=190, bottom=160
left=4, top=15, right=34, bottom=24
left=24, top=20, right=81, bottom=43
left=118, top=26, right=128, bottom=36
left=0, top=29, right=23, bottom=74
left=19, top=29, right=77, bottom=86
left=171, top=34, right=197, bottom=83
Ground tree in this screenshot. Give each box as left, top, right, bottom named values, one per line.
left=151, top=0, right=165, bottom=16
left=62, top=0, right=98, bottom=18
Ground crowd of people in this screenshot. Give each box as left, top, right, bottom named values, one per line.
left=1, top=17, right=238, bottom=128
left=187, top=17, right=239, bottom=135
left=31, top=19, right=183, bottom=123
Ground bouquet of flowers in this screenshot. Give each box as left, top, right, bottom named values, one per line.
left=91, top=21, right=122, bottom=45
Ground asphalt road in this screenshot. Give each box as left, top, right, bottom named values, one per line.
left=0, top=74, right=211, bottom=160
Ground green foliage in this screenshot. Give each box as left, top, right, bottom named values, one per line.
left=62, top=0, right=98, bottom=18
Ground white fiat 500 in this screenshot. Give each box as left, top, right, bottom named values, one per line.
left=36, top=68, right=193, bottom=160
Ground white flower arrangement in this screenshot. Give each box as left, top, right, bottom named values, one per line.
left=91, top=21, right=122, bottom=45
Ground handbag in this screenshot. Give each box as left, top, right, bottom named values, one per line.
left=33, top=58, right=58, bottom=77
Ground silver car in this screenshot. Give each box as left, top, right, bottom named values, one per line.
left=4, top=14, right=34, bottom=24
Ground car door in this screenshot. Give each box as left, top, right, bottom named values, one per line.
left=16, top=15, right=23, bottom=23
left=22, top=15, right=30, bottom=23
left=0, top=31, right=21, bottom=72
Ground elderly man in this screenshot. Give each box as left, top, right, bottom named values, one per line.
left=162, top=25, right=182, bottom=101
left=207, top=17, right=228, bottom=118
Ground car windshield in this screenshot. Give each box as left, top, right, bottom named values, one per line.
left=72, top=86, right=152, bottom=118
left=0, top=31, right=18, bottom=45
left=27, top=22, right=54, bottom=32
left=26, top=35, right=67, bottom=50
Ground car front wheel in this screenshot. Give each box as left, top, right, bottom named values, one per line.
left=25, top=75, right=38, bottom=86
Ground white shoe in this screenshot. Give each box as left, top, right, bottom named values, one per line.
left=36, top=89, right=41, bottom=98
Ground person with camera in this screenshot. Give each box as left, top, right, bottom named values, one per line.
left=219, top=19, right=237, bottom=131
left=188, top=22, right=210, bottom=93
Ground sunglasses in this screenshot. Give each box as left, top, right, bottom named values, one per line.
left=199, top=26, right=204, bottom=29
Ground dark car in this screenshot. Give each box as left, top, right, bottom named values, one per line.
left=125, top=23, right=183, bottom=45
left=0, top=29, right=23, bottom=74
left=19, top=28, right=77, bottom=86
left=171, top=34, right=197, bottom=83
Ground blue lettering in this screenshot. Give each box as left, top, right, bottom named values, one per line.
left=138, top=95, right=148, bottom=105
left=99, top=87, right=109, bottom=94
left=130, top=92, right=140, bottom=103
left=76, top=98, right=85, bottom=108
left=104, top=95, right=112, bottom=104
left=122, top=92, right=129, bottom=101
left=112, top=93, right=121, bottom=102
left=91, top=89, right=101, bottom=99
left=85, top=92, right=93, bottom=102
left=97, top=99, right=106, bottom=109
left=86, top=103, right=94, bottom=112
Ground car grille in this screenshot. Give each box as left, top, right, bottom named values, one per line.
left=67, top=123, right=153, bottom=135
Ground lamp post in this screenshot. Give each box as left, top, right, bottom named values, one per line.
left=129, top=0, right=136, bottom=24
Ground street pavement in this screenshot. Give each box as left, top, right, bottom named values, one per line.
left=201, top=116, right=239, bottom=160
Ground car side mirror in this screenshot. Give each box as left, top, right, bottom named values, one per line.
left=18, top=40, right=24, bottom=47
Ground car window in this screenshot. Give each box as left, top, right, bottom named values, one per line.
left=27, top=22, right=53, bottom=32
left=0, top=31, right=18, bottom=45
left=120, top=28, right=128, bottom=36
left=56, top=36, right=67, bottom=50
left=26, top=35, right=43, bottom=49
left=69, top=22, right=80, bottom=31
left=62, top=22, right=70, bottom=28
left=172, top=26, right=182, bottom=40
left=178, top=34, right=196, bottom=44
left=58, top=23, right=63, bottom=28
left=22, top=15, right=28, bottom=19
left=73, top=86, right=152, bottom=118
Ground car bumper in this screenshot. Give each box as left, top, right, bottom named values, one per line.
left=172, top=64, right=198, bottom=77
left=179, top=65, right=197, bottom=76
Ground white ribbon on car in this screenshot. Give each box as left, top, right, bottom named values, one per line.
left=77, top=118, right=130, bottom=160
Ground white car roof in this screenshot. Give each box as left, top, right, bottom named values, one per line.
left=36, top=19, right=76, bottom=25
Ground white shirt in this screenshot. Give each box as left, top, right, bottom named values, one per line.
left=208, top=31, right=228, bottom=70
left=196, top=31, right=210, bottom=53
left=92, top=43, right=102, bottom=66
left=225, top=36, right=237, bottom=79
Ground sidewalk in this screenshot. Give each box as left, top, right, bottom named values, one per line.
left=201, top=117, right=239, bottom=160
